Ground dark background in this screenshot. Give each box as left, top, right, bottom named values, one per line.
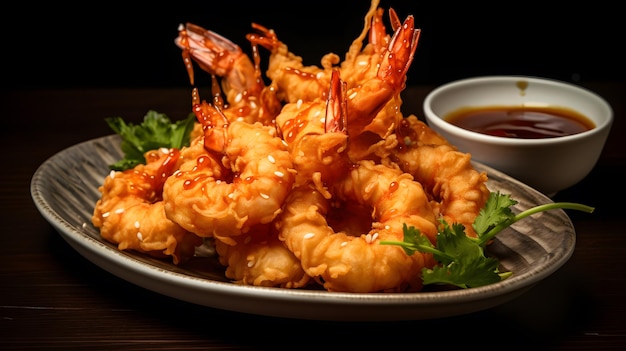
left=3, top=0, right=624, bottom=90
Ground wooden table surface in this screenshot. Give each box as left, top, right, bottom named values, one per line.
left=1, top=82, right=625, bottom=350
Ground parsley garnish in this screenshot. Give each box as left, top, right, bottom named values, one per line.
left=381, top=191, right=594, bottom=289
left=105, top=110, right=196, bottom=171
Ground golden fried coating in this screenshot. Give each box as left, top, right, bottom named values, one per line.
left=214, top=224, right=311, bottom=288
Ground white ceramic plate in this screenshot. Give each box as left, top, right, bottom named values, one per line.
left=31, top=135, right=576, bottom=321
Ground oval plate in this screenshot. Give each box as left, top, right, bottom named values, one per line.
left=30, top=135, right=575, bottom=321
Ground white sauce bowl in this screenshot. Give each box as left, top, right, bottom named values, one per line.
left=423, top=76, right=613, bottom=195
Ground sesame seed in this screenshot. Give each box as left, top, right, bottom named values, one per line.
left=260, top=193, right=270, bottom=199
left=234, top=92, right=243, bottom=103
left=247, top=260, right=254, bottom=268
left=349, top=91, right=358, bottom=100
left=303, top=233, right=315, bottom=239
left=109, top=170, right=116, bottom=178
left=297, top=99, right=303, bottom=109
left=365, top=233, right=372, bottom=243
left=340, top=241, right=348, bottom=247
left=137, top=232, right=143, bottom=241
left=371, top=232, right=379, bottom=241
left=403, top=136, right=413, bottom=146
left=102, top=212, right=110, bottom=218
left=114, top=208, right=124, bottom=214
left=267, top=155, right=276, bottom=163
left=134, top=221, right=140, bottom=229
left=274, top=170, right=284, bottom=177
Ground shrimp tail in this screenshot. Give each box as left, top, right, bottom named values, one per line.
left=325, top=69, right=348, bottom=134
left=377, top=15, right=420, bottom=91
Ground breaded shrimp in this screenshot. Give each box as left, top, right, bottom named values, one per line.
left=213, top=223, right=311, bottom=288
left=92, top=148, right=202, bottom=264
left=274, top=69, right=351, bottom=196
left=389, top=116, right=490, bottom=237
left=163, top=100, right=295, bottom=244
left=277, top=160, right=438, bottom=293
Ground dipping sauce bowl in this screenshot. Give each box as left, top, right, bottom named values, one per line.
left=423, top=75, right=613, bottom=195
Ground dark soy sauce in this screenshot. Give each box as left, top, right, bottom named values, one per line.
left=444, top=105, right=595, bottom=139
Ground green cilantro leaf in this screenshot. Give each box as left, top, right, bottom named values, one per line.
left=421, top=221, right=504, bottom=288
left=380, top=191, right=594, bottom=289
left=472, top=191, right=517, bottom=237
left=105, top=110, right=196, bottom=171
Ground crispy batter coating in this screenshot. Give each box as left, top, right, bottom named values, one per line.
left=214, top=223, right=311, bottom=288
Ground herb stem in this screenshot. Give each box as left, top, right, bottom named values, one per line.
left=477, top=202, right=595, bottom=246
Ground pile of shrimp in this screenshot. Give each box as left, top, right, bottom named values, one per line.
left=92, top=0, right=490, bottom=293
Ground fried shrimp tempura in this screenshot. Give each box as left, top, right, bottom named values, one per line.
left=92, top=148, right=202, bottom=264
left=163, top=113, right=295, bottom=244
left=277, top=160, right=438, bottom=293
left=389, top=116, right=490, bottom=237
left=214, top=223, right=311, bottom=288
